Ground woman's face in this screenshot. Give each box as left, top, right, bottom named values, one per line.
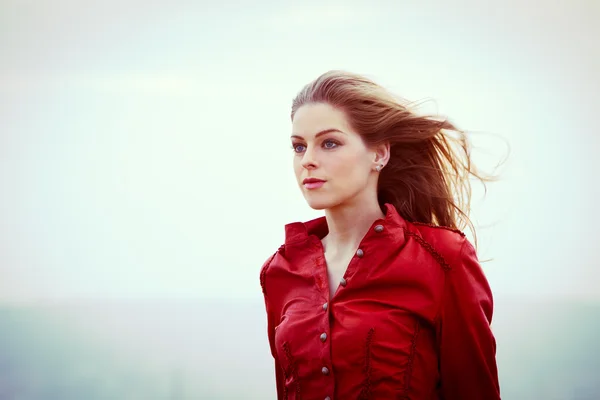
left=291, top=102, right=381, bottom=211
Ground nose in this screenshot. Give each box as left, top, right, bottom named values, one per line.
left=301, top=146, right=318, bottom=170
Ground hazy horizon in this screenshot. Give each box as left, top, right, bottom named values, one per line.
left=0, top=296, right=598, bottom=399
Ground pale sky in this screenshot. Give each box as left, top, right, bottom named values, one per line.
left=1, top=0, right=598, bottom=303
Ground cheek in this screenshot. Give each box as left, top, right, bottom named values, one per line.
left=332, top=152, right=371, bottom=180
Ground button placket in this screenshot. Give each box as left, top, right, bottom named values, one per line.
left=336, top=248, right=366, bottom=293
left=321, top=296, right=331, bottom=388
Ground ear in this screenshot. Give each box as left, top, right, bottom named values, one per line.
left=372, top=141, right=391, bottom=171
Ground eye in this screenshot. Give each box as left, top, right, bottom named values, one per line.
left=292, top=143, right=306, bottom=153
left=323, top=139, right=339, bottom=149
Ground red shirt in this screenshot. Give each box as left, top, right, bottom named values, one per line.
left=260, top=204, right=500, bottom=400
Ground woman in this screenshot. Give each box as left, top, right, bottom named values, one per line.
left=260, top=70, right=500, bottom=399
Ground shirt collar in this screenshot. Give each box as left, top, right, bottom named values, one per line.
left=283, top=203, right=407, bottom=246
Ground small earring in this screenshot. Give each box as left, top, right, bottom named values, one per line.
left=376, top=164, right=384, bottom=172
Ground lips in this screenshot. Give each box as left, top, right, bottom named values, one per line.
left=303, top=178, right=326, bottom=190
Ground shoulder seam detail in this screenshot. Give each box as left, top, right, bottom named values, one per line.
left=410, top=221, right=466, bottom=237
left=260, top=251, right=278, bottom=295
left=404, top=228, right=452, bottom=271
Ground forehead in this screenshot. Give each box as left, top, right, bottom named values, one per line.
left=292, top=103, right=353, bottom=136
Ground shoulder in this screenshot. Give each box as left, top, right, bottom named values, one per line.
left=404, top=221, right=470, bottom=271
left=259, top=244, right=286, bottom=295
left=404, top=222, right=490, bottom=310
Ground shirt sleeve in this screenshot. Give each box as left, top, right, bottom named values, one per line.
left=437, top=238, right=501, bottom=399
left=261, top=253, right=286, bottom=399
left=264, top=293, right=287, bottom=399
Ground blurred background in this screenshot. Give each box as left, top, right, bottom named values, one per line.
left=1, top=0, right=599, bottom=398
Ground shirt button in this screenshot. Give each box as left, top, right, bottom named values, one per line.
left=322, top=302, right=328, bottom=311
left=356, top=248, right=364, bottom=258
left=320, top=332, right=327, bottom=342
left=340, top=277, right=347, bottom=287
left=322, top=366, right=330, bottom=375
left=374, top=224, right=384, bottom=233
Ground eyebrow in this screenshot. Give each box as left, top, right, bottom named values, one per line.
left=291, top=128, right=345, bottom=140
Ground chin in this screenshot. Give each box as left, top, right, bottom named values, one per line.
left=306, top=202, right=328, bottom=211
left=303, top=194, right=342, bottom=211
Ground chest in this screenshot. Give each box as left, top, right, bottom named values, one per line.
left=271, top=277, right=440, bottom=398
left=324, top=250, right=355, bottom=299
left=264, top=233, right=451, bottom=397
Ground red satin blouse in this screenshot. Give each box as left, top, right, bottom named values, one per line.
left=260, top=204, right=500, bottom=400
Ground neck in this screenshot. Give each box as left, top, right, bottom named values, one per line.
left=322, top=195, right=385, bottom=253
